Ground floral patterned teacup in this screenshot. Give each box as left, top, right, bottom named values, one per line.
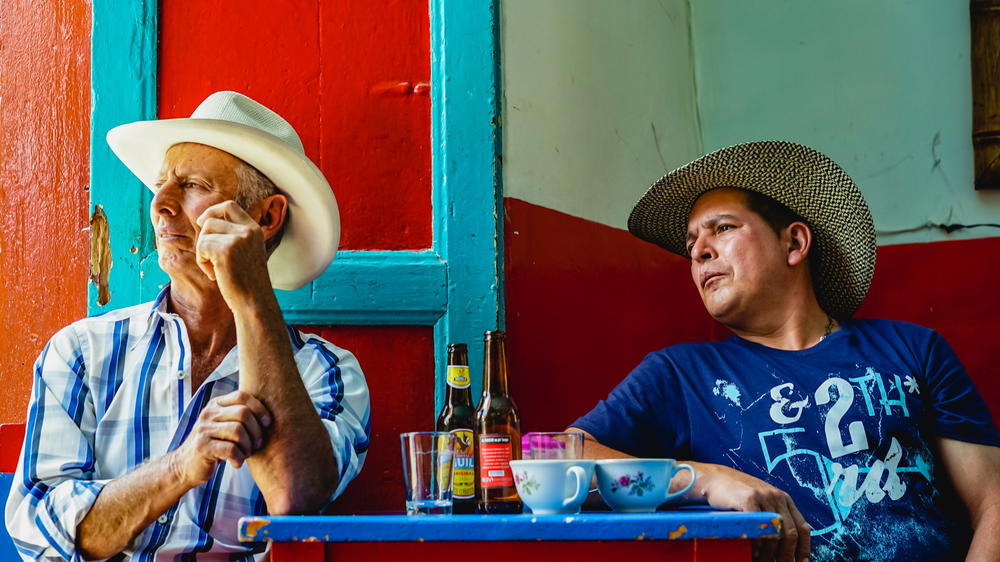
left=595, top=459, right=696, bottom=513
left=509, top=459, right=596, bottom=515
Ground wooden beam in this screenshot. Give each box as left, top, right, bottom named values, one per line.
left=971, top=0, right=1000, bottom=189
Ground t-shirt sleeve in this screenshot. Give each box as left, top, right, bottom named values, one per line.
left=921, top=330, right=1000, bottom=446
left=570, top=351, right=690, bottom=458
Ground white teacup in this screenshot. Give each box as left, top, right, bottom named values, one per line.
left=510, top=459, right=596, bottom=515
left=595, top=459, right=695, bottom=513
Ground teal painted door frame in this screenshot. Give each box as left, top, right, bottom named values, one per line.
left=89, top=0, right=503, bottom=413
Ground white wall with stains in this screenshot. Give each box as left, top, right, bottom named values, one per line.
left=502, top=0, right=1000, bottom=245
left=500, top=0, right=702, bottom=230
left=692, top=1, right=1000, bottom=245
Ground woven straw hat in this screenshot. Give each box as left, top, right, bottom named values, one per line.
left=106, top=91, right=339, bottom=291
left=628, top=141, right=875, bottom=319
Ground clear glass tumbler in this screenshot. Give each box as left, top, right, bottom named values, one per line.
left=400, top=431, right=456, bottom=515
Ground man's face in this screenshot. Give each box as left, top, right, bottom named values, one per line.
left=685, top=188, right=792, bottom=324
left=151, top=142, right=243, bottom=276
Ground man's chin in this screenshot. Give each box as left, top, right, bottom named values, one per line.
left=158, top=253, right=197, bottom=276
left=702, top=297, right=738, bottom=325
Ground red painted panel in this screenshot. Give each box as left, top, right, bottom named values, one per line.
left=272, top=539, right=750, bottom=562
left=0, top=424, right=26, bottom=472
left=503, top=198, right=723, bottom=433
left=0, top=1, right=91, bottom=423
left=273, top=539, right=702, bottom=562
left=298, top=326, right=435, bottom=514
left=158, top=0, right=432, bottom=251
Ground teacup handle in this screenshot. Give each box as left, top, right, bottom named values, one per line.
left=662, top=463, right=697, bottom=503
left=562, top=466, right=588, bottom=509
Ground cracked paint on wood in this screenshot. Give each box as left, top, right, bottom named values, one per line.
left=0, top=0, right=90, bottom=423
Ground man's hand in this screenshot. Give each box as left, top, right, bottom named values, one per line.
left=691, top=462, right=810, bottom=562
left=194, top=200, right=273, bottom=306
left=171, top=390, right=273, bottom=487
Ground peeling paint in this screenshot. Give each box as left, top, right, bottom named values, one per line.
left=89, top=205, right=112, bottom=305
left=242, top=518, right=271, bottom=539
left=668, top=524, right=688, bottom=540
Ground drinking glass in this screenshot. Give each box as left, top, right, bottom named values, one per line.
left=400, top=431, right=456, bottom=515
left=522, top=431, right=584, bottom=460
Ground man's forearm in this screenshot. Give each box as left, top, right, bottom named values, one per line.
left=77, top=450, right=192, bottom=559
left=234, top=293, right=337, bottom=514
left=968, top=501, right=1000, bottom=560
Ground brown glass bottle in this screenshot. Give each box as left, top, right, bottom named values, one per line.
left=435, top=343, right=477, bottom=514
left=474, top=331, right=522, bottom=514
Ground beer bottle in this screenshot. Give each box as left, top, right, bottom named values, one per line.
left=474, top=331, right=522, bottom=514
left=435, top=343, right=477, bottom=514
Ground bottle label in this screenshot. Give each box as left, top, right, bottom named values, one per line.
left=451, top=429, right=475, bottom=499
left=447, top=366, right=471, bottom=389
left=479, top=434, right=514, bottom=488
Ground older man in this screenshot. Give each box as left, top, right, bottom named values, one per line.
left=6, top=91, right=370, bottom=560
left=570, top=142, right=1000, bottom=561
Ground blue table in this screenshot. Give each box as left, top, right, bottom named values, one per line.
left=238, top=509, right=781, bottom=561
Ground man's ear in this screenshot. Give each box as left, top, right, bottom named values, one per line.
left=785, top=221, right=812, bottom=267
left=258, top=193, right=288, bottom=241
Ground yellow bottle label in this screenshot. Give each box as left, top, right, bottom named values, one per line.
left=447, top=366, right=471, bottom=389
left=451, top=429, right=475, bottom=499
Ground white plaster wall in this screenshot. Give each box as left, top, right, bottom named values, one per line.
left=689, top=1, right=1000, bottom=245
left=503, top=1, right=1000, bottom=245
left=501, top=0, right=702, bottom=230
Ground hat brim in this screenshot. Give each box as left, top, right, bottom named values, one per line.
left=107, top=118, right=339, bottom=291
left=627, top=141, right=875, bottom=319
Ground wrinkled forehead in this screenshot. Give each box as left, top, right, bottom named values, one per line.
left=159, top=142, right=245, bottom=178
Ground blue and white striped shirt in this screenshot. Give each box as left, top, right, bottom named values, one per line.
left=5, top=287, right=371, bottom=561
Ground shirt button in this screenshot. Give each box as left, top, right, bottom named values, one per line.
left=157, top=514, right=169, bottom=525
left=176, top=370, right=185, bottom=379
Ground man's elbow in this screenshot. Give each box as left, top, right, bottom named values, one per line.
left=266, top=477, right=339, bottom=515
left=76, top=531, right=126, bottom=561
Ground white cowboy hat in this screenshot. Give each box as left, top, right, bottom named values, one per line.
left=628, top=141, right=876, bottom=319
left=106, top=90, right=339, bottom=291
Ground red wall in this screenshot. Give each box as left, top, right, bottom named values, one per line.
left=159, top=0, right=431, bottom=251
left=0, top=1, right=91, bottom=423
left=504, top=197, right=1000, bottom=430
left=158, top=0, right=436, bottom=514
left=300, top=326, right=434, bottom=515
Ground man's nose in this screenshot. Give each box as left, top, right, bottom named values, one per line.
left=151, top=180, right=180, bottom=217
left=690, top=237, right=716, bottom=262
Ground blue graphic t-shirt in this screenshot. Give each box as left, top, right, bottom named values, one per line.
left=572, top=319, right=1000, bottom=561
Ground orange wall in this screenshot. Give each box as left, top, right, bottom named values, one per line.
left=0, top=1, right=91, bottom=423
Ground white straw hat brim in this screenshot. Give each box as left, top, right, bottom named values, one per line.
left=107, top=117, right=339, bottom=291
left=628, top=141, right=876, bottom=319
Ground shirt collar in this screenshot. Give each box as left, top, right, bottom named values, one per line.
left=146, top=284, right=172, bottom=324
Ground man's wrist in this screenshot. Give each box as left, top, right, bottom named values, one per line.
left=229, top=288, right=282, bottom=323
